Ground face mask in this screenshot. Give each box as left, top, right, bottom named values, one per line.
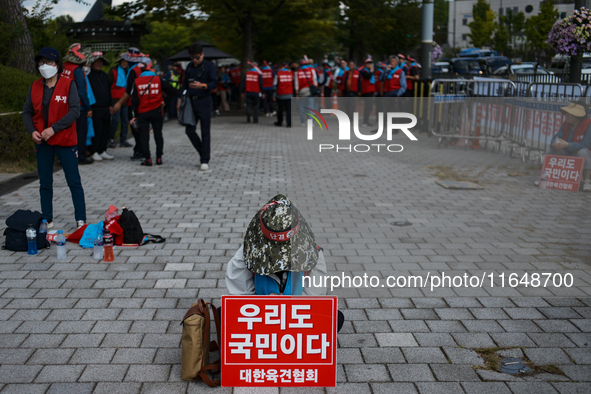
left=83, top=66, right=90, bottom=76
left=38, top=64, right=58, bottom=79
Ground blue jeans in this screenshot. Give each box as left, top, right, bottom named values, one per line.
left=35, top=143, right=86, bottom=222
left=299, top=96, right=315, bottom=124
left=110, top=105, right=129, bottom=144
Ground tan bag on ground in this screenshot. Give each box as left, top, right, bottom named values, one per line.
left=181, top=299, right=221, bottom=386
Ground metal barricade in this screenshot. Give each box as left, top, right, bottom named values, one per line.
left=429, top=79, right=516, bottom=150
left=528, top=83, right=584, bottom=99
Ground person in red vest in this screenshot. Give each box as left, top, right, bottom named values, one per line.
left=546, top=103, right=591, bottom=191
left=62, top=44, right=94, bottom=165
left=22, top=47, right=86, bottom=229
left=381, top=55, right=406, bottom=97
left=129, top=58, right=164, bottom=166
left=294, top=56, right=318, bottom=126
left=108, top=51, right=143, bottom=149
left=241, top=62, right=264, bottom=123
left=260, top=61, right=275, bottom=117
left=273, top=61, right=294, bottom=128
left=404, top=55, right=420, bottom=97
left=359, top=56, right=377, bottom=127
left=111, top=48, right=147, bottom=161
left=340, top=60, right=360, bottom=119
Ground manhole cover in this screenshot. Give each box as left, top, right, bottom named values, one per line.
left=500, top=358, right=531, bottom=374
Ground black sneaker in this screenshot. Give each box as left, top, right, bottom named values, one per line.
left=120, top=141, right=132, bottom=148
left=247, top=117, right=251, bottom=123
left=141, top=159, right=153, bottom=166
left=131, top=153, right=143, bottom=161
left=274, top=122, right=282, bottom=127
left=78, top=158, right=94, bottom=165
left=108, top=140, right=116, bottom=149
left=156, top=158, right=163, bottom=165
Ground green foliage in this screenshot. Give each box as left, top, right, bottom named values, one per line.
left=0, top=64, right=38, bottom=113
left=0, top=65, right=38, bottom=164
left=140, top=20, right=197, bottom=63
left=467, top=0, right=496, bottom=47
left=339, top=0, right=421, bottom=62
left=494, top=16, right=510, bottom=55
left=525, top=0, right=558, bottom=55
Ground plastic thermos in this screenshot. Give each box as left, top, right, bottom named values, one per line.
left=539, top=171, right=547, bottom=189
left=93, top=228, right=104, bottom=260
left=103, top=230, right=114, bottom=262
left=26, top=224, right=38, bottom=255
left=56, top=230, right=67, bottom=260
left=39, top=219, right=48, bottom=240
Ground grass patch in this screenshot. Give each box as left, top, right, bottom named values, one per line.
left=0, top=160, right=36, bottom=174
left=424, top=165, right=479, bottom=183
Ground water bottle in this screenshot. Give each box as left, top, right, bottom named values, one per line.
left=26, top=224, right=38, bottom=255
left=39, top=219, right=48, bottom=240
left=539, top=171, right=547, bottom=189
left=93, top=227, right=104, bottom=260
left=103, top=230, right=114, bottom=262
left=56, top=230, right=67, bottom=260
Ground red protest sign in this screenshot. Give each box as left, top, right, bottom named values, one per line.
left=221, top=295, right=338, bottom=387
left=541, top=154, right=585, bottom=192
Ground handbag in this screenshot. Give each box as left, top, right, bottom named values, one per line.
left=303, top=70, right=321, bottom=97
left=178, top=92, right=196, bottom=127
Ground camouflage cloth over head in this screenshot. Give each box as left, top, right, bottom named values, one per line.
left=63, top=44, right=91, bottom=65
left=244, top=194, right=318, bottom=275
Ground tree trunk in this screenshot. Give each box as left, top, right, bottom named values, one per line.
left=2, top=0, right=36, bottom=74
left=569, top=55, right=581, bottom=84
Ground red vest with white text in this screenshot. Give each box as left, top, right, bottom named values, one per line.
left=245, top=70, right=261, bottom=93
left=562, top=118, right=591, bottom=150
left=110, top=67, right=126, bottom=100
left=134, top=74, right=163, bottom=114
left=360, top=68, right=376, bottom=94
left=31, top=77, right=77, bottom=147
left=261, top=68, right=274, bottom=89
left=61, top=62, right=79, bottom=80
left=340, top=69, right=360, bottom=93
left=296, top=67, right=315, bottom=91
left=276, top=69, right=294, bottom=96
left=406, top=64, right=418, bottom=91
left=388, top=68, right=403, bottom=91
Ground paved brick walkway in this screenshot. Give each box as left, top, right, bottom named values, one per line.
left=0, top=114, right=590, bottom=393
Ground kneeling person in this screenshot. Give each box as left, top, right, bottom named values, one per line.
left=548, top=103, right=591, bottom=191
left=225, top=194, right=344, bottom=331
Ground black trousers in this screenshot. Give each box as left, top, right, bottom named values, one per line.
left=185, top=96, right=212, bottom=164
left=263, top=90, right=275, bottom=113
left=91, top=108, right=111, bottom=154
left=361, top=93, right=375, bottom=124
left=245, top=95, right=260, bottom=122
left=76, top=110, right=87, bottom=161
left=138, top=108, right=164, bottom=159
left=276, top=98, right=291, bottom=126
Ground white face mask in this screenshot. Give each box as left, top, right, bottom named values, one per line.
left=38, top=64, right=58, bottom=79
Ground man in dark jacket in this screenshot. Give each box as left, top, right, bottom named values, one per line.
left=177, top=43, right=217, bottom=171
left=86, top=51, right=113, bottom=161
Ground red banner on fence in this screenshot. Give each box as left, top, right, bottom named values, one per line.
left=221, top=295, right=338, bottom=387
left=541, top=154, right=585, bottom=192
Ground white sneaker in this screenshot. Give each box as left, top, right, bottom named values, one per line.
left=91, top=152, right=103, bottom=161
left=200, top=163, right=209, bottom=171
left=583, top=179, right=591, bottom=192
left=100, top=151, right=114, bottom=160
left=76, top=220, right=86, bottom=229
left=47, top=220, right=54, bottom=229
left=534, top=180, right=540, bottom=186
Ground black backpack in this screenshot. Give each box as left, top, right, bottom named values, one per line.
left=3, top=210, right=51, bottom=252
left=119, top=208, right=165, bottom=245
